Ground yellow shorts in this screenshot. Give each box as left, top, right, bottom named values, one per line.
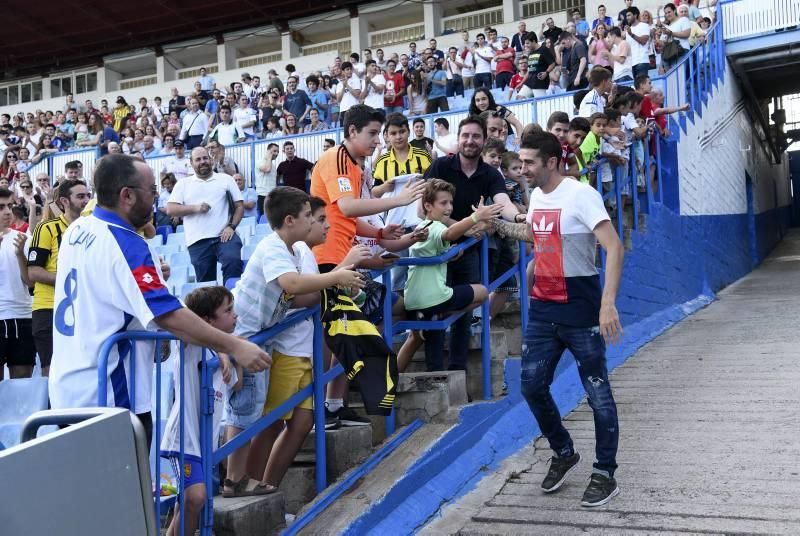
left=263, top=350, right=313, bottom=420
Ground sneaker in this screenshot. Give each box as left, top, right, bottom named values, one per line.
left=335, top=406, right=371, bottom=427
left=323, top=407, right=341, bottom=430
left=470, top=316, right=481, bottom=327
left=580, top=472, right=620, bottom=507
left=541, top=452, right=581, bottom=493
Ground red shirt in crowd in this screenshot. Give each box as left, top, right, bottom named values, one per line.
left=384, top=72, right=406, bottom=108
left=495, top=47, right=517, bottom=74
left=510, top=71, right=527, bottom=92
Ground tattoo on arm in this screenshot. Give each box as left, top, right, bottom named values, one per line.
left=492, top=220, right=533, bottom=243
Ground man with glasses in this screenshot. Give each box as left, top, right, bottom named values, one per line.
left=27, top=178, right=91, bottom=377
left=179, top=98, right=210, bottom=150
left=541, top=17, right=563, bottom=45
left=48, top=154, right=270, bottom=446
left=167, top=147, right=244, bottom=283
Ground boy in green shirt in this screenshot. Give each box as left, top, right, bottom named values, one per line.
left=397, top=179, right=502, bottom=372
left=576, top=112, right=608, bottom=185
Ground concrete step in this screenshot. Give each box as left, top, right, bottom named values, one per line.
left=278, top=463, right=315, bottom=515
left=296, top=425, right=373, bottom=483
left=394, top=370, right=467, bottom=426
left=213, top=493, right=285, bottom=536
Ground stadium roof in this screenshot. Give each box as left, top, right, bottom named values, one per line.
left=2, top=0, right=367, bottom=79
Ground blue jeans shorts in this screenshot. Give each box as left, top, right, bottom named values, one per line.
left=224, top=368, right=268, bottom=429
left=168, top=454, right=204, bottom=489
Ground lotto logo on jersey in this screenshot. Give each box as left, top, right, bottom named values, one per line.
left=337, top=178, right=352, bottom=193
left=132, top=265, right=164, bottom=293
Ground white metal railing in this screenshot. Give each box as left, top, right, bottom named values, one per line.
left=302, top=38, right=352, bottom=57
left=722, top=0, right=800, bottom=40
left=177, top=65, right=219, bottom=80
left=442, top=7, right=504, bottom=33
left=119, top=75, right=157, bottom=91
left=237, top=52, right=282, bottom=69
left=369, top=23, right=426, bottom=48
left=522, top=0, right=584, bottom=18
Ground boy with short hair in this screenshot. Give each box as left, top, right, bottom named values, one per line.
left=598, top=110, right=629, bottom=201
left=397, top=179, right=502, bottom=371
left=501, top=152, right=528, bottom=212
left=161, top=286, right=239, bottom=536
left=578, top=67, right=613, bottom=117
left=576, top=113, right=608, bottom=184
left=222, top=187, right=366, bottom=497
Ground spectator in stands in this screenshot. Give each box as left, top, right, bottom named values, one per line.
left=323, top=138, right=336, bottom=152
left=156, top=173, right=178, bottom=229
left=255, top=143, right=279, bottom=219
left=406, top=70, right=427, bottom=117
left=362, top=60, right=386, bottom=117
left=626, top=7, right=653, bottom=80
left=167, top=147, right=244, bottom=283
left=493, top=37, right=516, bottom=90
left=267, top=69, right=284, bottom=95
left=433, top=118, right=458, bottom=158
left=592, top=4, right=614, bottom=29
left=234, top=173, right=258, bottom=219
left=472, top=33, right=495, bottom=89
left=180, top=98, right=210, bottom=150
left=284, top=76, right=313, bottom=126
left=573, top=9, right=591, bottom=41
left=112, top=97, right=131, bottom=132
left=337, top=62, right=363, bottom=123
left=618, top=0, right=635, bottom=25
left=302, top=109, right=329, bottom=133
left=423, top=56, right=449, bottom=114
left=659, top=2, right=692, bottom=72
left=541, top=17, right=563, bottom=45
left=420, top=117, right=521, bottom=372
left=521, top=35, right=557, bottom=98
left=576, top=112, right=608, bottom=181
left=209, top=106, right=245, bottom=146
left=511, top=21, right=531, bottom=53
left=557, top=32, right=589, bottom=90
left=161, top=140, right=192, bottom=180
left=589, top=23, right=611, bottom=70
left=444, top=47, right=465, bottom=98
left=408, top=42, right=422, bottom=69
left=409, top=117, right=434, bottom=153
left=683, top=0, right=703, bottom=21
left=305, top=75, right=330, bottom=124
left=277, top=141, right=314, bottom=192
left=263, top=117, right=283, bottom=139
left=0, top=187, right=35, bottom=379
left=207, top=141, right=239, bottom=176
left=606, top=27, right=634, bottom=82
left=579, top=67, right=612, bottom=117
left=397, top=179, right=499, bottom=372
left=283, top=113, right=301, bottom=136
left=28, top=178, right=90, bottom=377
left=233, top=96, right=258, bottom=141
left=140, top=135, right=159, bottom=158
left=108, top=142, right=122, bottom=154
left=197, top=67, right=216, bottom=92
left=169, top=88, right=187, bottom=116
left=383, top=59, right=406, bottom=115
left=161, top=285, right=238, bottom=536
left=98, top=115, right=121, bottom=156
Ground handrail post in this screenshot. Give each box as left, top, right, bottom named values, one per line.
left=200, top=349, right=214, bottom=534
left=312, top=308, right=328, bottom=494
left=615, top=165, right=623, bottom=241
left=480, top=237, right=491, bottom=400
left=249, top=138, right=256, bottom=189
left=382, top=268, right=396, bottom=437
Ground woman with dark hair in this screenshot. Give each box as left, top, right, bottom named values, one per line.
left=407, top=69, right=427, bottom=116
left=469, top=87, right=524, bottom=137
left=283, top=113, right=301, bottom=136
left=35, top=134, right=60, bottom=158
left=76, top=113, right=105, bottom=147
left=1, top=151, right=21, bottom=183
left=589, top=23, right=611, bottom=69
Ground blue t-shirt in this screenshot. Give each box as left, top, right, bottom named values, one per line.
left=308, top=90, right=329, bottom=123
left=99, top=126, right=120, bottom=156
left=428, top=70, right=447, bottom=99
left=284, top=90, right=312, bottom=120
left=205, top=99, right=219, bottom=116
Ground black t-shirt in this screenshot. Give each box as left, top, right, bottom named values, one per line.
left=423, top=154, right=506, bottom=223
left=542, top=26, right=563, bottom=44
left=525, top=46, right=556, bottom=90
left=169, top=96, right=186, bottom=114
left=410, top=137, right=434, bottom=153
left=565, top=41, right=589, bottom=87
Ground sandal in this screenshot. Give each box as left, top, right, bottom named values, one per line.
left=223, top=477, right=278, bottom=498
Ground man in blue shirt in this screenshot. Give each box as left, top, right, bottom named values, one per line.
left=99, top=123, right=121, bottom=156
left=283, top=76, right=313, bottom=125
left=424, top=56, right=449, bottom=114
left=306, top=75, right=330, bottom=124
left=573, top=9, right=591, bottom=40
left=197, top=67, right=216, bottom=91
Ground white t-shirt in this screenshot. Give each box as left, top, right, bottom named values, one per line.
left=232, top=232, right=302, bottom=338
left=363, top=74, right=386, bottom=110
left=627, top=22, right=652, bottom=66
left=270, top=242, right=317, bottom=359
left=380, top=174, right=422, bottom=228
left=160, top=346, right=234, bottom=459
left=255, top=158, right=278, bottom=196
left=474, top=46, right=495, bottom=74
left=462, top=51, right=476, bottom=78
left=611, top=41, right=633, bottom=81
left=168, top=173, right=243, bottom=247
left=578, top=89, right=607, bottom=118
left=667, top=17, right=692, bottom=50
left=434, top=133, right=458, bottom=158
left=0, top=229, right=32, bottom=320
left=232, top=107, right=257, bottom=136
left=339, top=75, right=364, bottom=113
left=162, top=155, right=192, bottom=180
left=48, top=207, right=183, bottom=413
left=210, top=122, right=245, bottom=146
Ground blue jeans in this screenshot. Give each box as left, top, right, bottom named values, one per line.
left=446, top=75, right=464, bottom=97
left=632, top=62, right=650, bottom=80
left=423, top=247, right=480, bottom=371
left=521, top=318, right=619, bottom=475
left=188, top=235, right=243, bottom=283
left=384, top=105, right=404, bottom=115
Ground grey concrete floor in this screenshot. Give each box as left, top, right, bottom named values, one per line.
left=425, top=229, right=800, bottom=535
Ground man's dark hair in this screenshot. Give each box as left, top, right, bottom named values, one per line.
left=323, top=138, right=335, bottom=146
left=266, top=186, right=310, bottom=229
left=627, top=92, right=644, bottom=106
left=520, top=131, right=561, bottom=163
left=525, top=34, right=539, bottom=44
left=306, top=75, right=320, bottom=87
left=558, top=31, right=573, bottom=42
left=285, top=63, right=296, bottom=72
left=664, top=3, right=677, bottom=12
left=184, top=286, right=234, bottom=321
left=634, top=74, right=650, bottom=90
left=627, top=6, right=640, bottom=18
left=363, top=48, right=372, bottom=54
left=0, top=187, right=13, bottom=199
left=283, top=141, right=294, bottom=148
left=267, top=142, right=279, bottom=150
left=95, top=154, right=139, bottom=207
left=309, top=196, right=326, bottom=214
left=56, top=178, right=88, bottom=203
left=547, top=111, right=570, bottom=130
left=65, top=160, right=81, bottom=171
left=412, top=117, right=426, bottom=127
left=385, top=112, right=410, bottom=131
left=569, top=116, right=591, bottom=133
left=589, top=66, right=612, bottom=87
left=365, top=59, right=376, bottom=67
left=434, top=117, right=449, bottom=129
left=219, top=105, right=232, bottom=114
left=609, top=26, right=622, bottom=37
left=598, top=4, right=606, bottom=9
left=476, top=33, right=486, bottom=40
left=343, top=105, right=384, bottom=139
left=604, top=109, right=622, bottom=123
left=341, top=61, right=354, bottom=70
left=458, top=116, right=487, bottom=139
left=350, top=52, right=360, bottom=62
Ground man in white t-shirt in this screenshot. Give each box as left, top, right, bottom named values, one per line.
left=166, top=147, right=244, bottom=283
left=337, top=62, right=364, bottom=117
left=209, top=106, right=246, bottom=146
left=0, top=187, right=35, bottom=379
left=362, top=60, right=386, bottom=112
left=661, top=2, right=692, bottom=70
left=48, top=154, right=269, bottom=446
left=255, top=143, right=279, bottom=220
left=472, top=32, right=495, bottom=89
left=605, top=27, right=634, bottom=82
left=491, top=131, right=623, bottom=508
left=233, top=96, right=258, bottom=140
left=625, top=7, right=652, bottom=80
left=161, top=140, right=192, bottom=180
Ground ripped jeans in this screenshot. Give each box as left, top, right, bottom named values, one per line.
left=521, top=319, right=619, bottom=475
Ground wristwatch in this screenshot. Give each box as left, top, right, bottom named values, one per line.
left=228, top=223, right=237, bottom=230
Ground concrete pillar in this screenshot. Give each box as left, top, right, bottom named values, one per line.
left=502, top=0, right=520, bottom=24
left=42, top=76, right=52, bottom=100
left=100, top=67, right=122, bottom=92
left=217, top=42, right=237, bottom=72
left=281, top=32, right=301, bottom=61
left=423, top=1, right=442, bottom=40
left=349, top=14, right=369, bottom=54
left=156, top=55, right=176, bottom=85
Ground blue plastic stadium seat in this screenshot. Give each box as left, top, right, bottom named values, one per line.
left=255, top=223, right=271, bottom=235
left=148, top=236, right=163, bottom=248
left=166, top=233, right=186, bottom=250
left=180, top=281, right=217, bottom=298
left=257, top=214, right=267, bottom=224
left=241, top=242, right=258, bottom=261
left=175, top=224, right=185, bottom=233
left=0, top=378, right=50, bottom=449
left=154, top=244, right=180, bottom=259
left=225, top=277, right=240, bottom=290
left=169, top=251, right=191, bottom=268
left=155, top=225, right=172, bottom=242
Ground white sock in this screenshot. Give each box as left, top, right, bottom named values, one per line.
left=325, top=398, right=343, bottom=412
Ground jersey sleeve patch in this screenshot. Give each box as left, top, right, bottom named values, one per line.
left=337, top=177, right=353, bottom=193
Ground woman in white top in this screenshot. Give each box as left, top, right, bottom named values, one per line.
left=444, top=47, right=465, bottom=97
left=407, top=70, right=427, bottom=116
left=606, top=27, right=634, bottom=82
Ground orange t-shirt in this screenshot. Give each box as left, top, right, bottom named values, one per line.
left=311, top=144, right=362, bottom=265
